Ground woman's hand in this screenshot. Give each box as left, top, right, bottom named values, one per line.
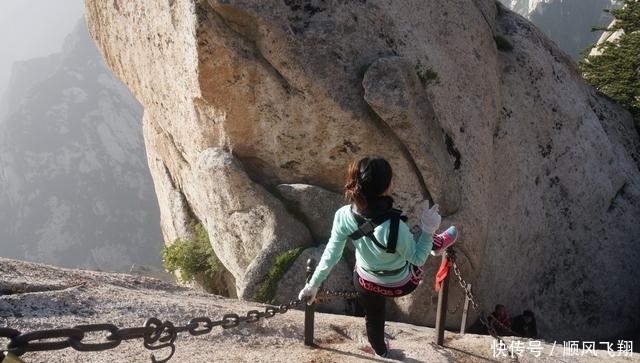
left=298, top=283, right=319, bottom=305
left=420, top=200, right=441, bottom=234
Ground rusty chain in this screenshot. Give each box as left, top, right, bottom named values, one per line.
left=313, top=250, right=522, bottom=361
left=447, top=249, right=521, bottom=362
left=2, top=253, right=526, bottom=363
left=315, top=289, right=358, bottom=303
left=0, top=299, right=301, bottom=363
left=447, top=250, right=497, bottom=337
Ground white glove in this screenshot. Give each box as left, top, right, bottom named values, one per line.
left=298, top=283, right=319, bottom=305
left=420, top=200, right=441, bottom=234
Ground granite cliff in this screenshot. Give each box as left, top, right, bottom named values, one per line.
left=84, top=0, right=640, bottom=342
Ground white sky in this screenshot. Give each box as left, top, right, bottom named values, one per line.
left=0, top=0, right=85, bottom=95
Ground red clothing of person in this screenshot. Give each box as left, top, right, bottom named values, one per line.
left=488, top=305, right=511, bottom=334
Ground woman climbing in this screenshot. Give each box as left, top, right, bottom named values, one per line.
left=298, top=156, right=458, bottom=359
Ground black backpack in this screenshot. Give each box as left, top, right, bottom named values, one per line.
left=348, top=208, right=407, bottom=253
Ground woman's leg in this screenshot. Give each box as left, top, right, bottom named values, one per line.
left=354, top=270, right=387, bottom=355
left=358, top=291, right=387, bottom=355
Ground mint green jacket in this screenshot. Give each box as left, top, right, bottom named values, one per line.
left=308, top=204, right=433, bottom=288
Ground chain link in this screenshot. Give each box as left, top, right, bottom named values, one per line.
left=447, top=249, right=521, bottom=362
left=313, top=254, right=522, bottom=361
left=2, top=255, right=527, bottom=363
left=315, top=289, right=359, bottom=303
left=1, top=299, right=301, bottom=363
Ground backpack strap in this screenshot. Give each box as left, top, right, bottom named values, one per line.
left=348, top=208, right=403, bottom=254
left=386, top=209, right=401, bottom=253
left=348, top=213, right=388, bottom=251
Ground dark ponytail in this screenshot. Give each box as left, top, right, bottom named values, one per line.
left=344, top=157, right=392, bottom=212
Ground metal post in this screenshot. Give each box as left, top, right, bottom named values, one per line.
left=460, top=283, right=471, bottom=335
left=304, top=258, right=316, bottom=346
left=435, top=255, right=451, bottom=346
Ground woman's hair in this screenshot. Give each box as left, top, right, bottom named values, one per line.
left=344, top=156, right=393, bottom=211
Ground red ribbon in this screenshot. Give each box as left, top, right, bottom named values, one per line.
left=435, top=256, right=450, bottom=292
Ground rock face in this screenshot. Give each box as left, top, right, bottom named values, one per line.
left=0, top=20, right=163, bottom=272
left=84, top=0, right=640, bottom=342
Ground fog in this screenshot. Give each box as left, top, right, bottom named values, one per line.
left=0, top=0, right=84, bottom=96
left=0, top=0, right=165, bottom=273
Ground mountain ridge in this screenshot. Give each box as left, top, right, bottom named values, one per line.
left=499, top=0, right=616, bottom=59
left=0, top=19, right=163, bottom=272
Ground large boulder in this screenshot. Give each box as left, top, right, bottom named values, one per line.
left=84, top=0, right=640, bottom=341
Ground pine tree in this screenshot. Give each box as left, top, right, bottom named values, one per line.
left=580, top=0, right=640, bottom=128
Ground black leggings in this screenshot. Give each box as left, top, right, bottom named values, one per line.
left=355, top=283, right=387, bottom=355
left=353, top=266, right=424, bottom=355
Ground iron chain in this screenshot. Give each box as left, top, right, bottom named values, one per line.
left=2, top=254, right=526, bottom=363
left=316, top=289, right=359, bottom=303
left=449, top=252, right=499, bottom=338
left=0, top=299, right=301, bottom=363
left=447, top=250, right=521, bottom=362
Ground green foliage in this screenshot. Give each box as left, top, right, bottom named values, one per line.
left=253, top=247, right=304, bottom=304
left=161, top=222, right=223, bottom=284
left=580, top=0, right=640, bottom=124
left=417, top=69, right=438, bottom=87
